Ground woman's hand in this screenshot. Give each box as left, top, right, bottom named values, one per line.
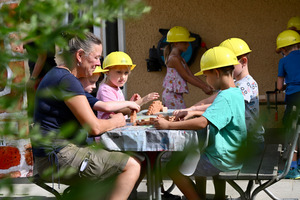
left=109, top=113, right=126, bottom=128
left=153, top=117, right=169, bottom=129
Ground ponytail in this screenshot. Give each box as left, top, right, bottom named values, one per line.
left=163, top=43, right=172, bottom=65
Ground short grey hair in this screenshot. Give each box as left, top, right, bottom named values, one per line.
left=55, top=32, right=102, bottom=66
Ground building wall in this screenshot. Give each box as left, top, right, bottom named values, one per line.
left=0, top=0, right=33, bottom=179
left=125, top=0, right=300, bottom=109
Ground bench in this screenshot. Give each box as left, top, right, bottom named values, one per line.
left=218, top=115, right=300, bottom=200
left=28, top=174, right=71, bottom=200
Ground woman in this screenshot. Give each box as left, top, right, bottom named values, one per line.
left=32, top=32, right=141, bottom=200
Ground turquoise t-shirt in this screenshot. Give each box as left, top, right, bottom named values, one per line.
left=202, top=87, right=247, bottom=171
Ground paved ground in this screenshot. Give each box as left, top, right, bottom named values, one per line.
left=0, top=177, right=299, bottom=199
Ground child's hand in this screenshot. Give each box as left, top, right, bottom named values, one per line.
left=202, top=85, right=214, bottom=95
left=128, top=102, right=141, bottom=112
left=173, top=109, right=188, bottom=116
left=153, top=117, right=169, bottom=129
left=130, top=93, right=141, bottom=101
left=174, top=110, right=188, bottom=121
left=176, top=110, right=203, bottom=121
left=143, top=92, right=160, bottom=104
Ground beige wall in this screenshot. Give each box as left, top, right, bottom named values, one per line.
left=125, top=0, right=300, bottom=109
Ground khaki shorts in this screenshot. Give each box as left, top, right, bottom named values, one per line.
left=35, top=144, right=129, bottom=184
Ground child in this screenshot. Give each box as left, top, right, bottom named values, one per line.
left=276, top=29, right=300, bottom=179
left=79, top=66, right=140, bottom=144
left=96, top=51, right=159, bottom=119
left=162, top=26, right=213, bottom=109
left=287, top=16, right=300, bottom=49
left=220, top=38, right=265, bottom=151
left=176, top=38, right=265, bottom=152
left=174, top=38, right=265, bottom=199
left=287, top=16, right=300, bottom=34
left=80, top=66, right=140, bottom=115
left=154, top=46, right=247, bottom=200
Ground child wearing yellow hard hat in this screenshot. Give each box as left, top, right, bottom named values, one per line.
left=276, top=29, right=300, bottom=179
left=287, top=16, right=300, bottom=34
left=173, top=38, right=265, bottom=199
left=287, top=16, right=300, bottom=49
left=79, top=66, right=140, bottom=144
left=96, top=51, right=159, bottom=119
left=79, top=66, right=140, bottom=115
left=162, top=26, right=213, bottom=109
left=154, top=46, right=247, bottom=200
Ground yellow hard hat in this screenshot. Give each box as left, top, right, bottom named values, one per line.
left=219, top=38, right=251, bottom=57
left=103, top=51, right=136, bottom=70
left=93, top=66, right=108, bottom=74
left=276, top=30, right=300, bottom=51
left=166, top=26, right=196, bottom=43
left=194, top=46, right=239, bottom=76
left=287, top=16, right=300, bottom=30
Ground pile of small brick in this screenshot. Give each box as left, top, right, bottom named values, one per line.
left=146, top=100, right=163, bottom=115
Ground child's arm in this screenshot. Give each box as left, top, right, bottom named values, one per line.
left=93, top=101, right=140, bottom=112
left=130, top=93, right=141, bottom=101
left=96, top=85, right=138, bottom=116
left=169, top=57, right=213, bottom=95
left=277, top=76, right=286, bottom=91
left=193, top=93, right=217, bottom=106
left=133, top=92, right=160, bottom=106
left=173, top=93, right=217, bottom=115
left=175, top=110, right=205, bottom=121
left=154, top=115, right=208, bottom=130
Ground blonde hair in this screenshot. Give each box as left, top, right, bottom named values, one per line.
left=163, top=43, right=173, bottom=65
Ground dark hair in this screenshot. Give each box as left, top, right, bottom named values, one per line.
left=218, top=65, right=234, bottom=75
left=237, top=53, right=250, bottom=61
left=282, top=43, right=299, bottom=52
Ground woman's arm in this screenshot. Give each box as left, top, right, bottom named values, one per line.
left=30, top=52, right=47, bottom=80
left=65, top=95, right=126, bottom=136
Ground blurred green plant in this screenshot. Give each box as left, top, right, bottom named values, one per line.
left=0, top=0, right=150, bottom=198
left=0, top=0, right=151, bottom=118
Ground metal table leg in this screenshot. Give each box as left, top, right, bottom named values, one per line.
left=142, top=151, right=166, bottom=200
left=142, top=153, right=153, bottom=200
left=154, top=151, right=167, bottom=200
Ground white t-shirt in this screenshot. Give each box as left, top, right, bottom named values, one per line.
left=235, top=75, right=264, bottom=143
